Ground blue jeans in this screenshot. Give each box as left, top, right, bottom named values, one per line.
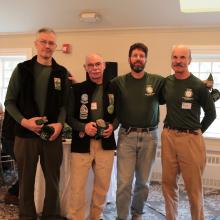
left=116, top=127, right=159, bottom=219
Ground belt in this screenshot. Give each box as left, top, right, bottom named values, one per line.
left=122, top=126, right=158, bottom=134
left=163, top=124, right=199, bottom=135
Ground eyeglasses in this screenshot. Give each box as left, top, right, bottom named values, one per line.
left=87, top=62, right=103, bottom=68
left=38, top=40, right=56, bottom=47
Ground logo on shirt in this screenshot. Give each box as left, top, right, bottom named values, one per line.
left=145, top=85, right=154, bottom=96
left=183, top=88, right=193, bottom=101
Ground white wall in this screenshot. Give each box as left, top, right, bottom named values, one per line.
left=1, top=27, right=220, bottom=81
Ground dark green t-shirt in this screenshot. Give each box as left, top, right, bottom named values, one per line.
left=90, top=84, right=103, bottom=121
left=111, top=72, right=164, bottom=128
left=163, top=74, right=216, bottom=132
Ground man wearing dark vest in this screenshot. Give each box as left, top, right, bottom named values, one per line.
left=110, top=43, right=164, bottom=220
left=67, top=53, right=116, bottom=220
left=4, top=28, right=69, bottom=220
left=161, top=45, right=216, bottom=220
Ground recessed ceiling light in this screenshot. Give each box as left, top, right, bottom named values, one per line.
left=180, top=0, right=220, bottom=13
left=79, top=12, right=101, bottom=23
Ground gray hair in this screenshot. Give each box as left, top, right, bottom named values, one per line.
left=36, top=27, right=56, bottom=36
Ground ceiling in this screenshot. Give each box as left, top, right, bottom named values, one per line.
left=1, top=0, right=220, bottom=34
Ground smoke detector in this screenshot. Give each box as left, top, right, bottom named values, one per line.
left=79, top=12, right=101, bottom=23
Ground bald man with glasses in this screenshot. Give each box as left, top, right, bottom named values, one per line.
left=67, top=53, right=117, bottom=220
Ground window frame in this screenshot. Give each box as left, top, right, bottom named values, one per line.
left=188, top=45, right=220, bottom=150
left=0, top=48, right=32, bottom=106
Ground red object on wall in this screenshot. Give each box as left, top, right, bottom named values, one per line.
left=62, top=44, right=71, bottom=54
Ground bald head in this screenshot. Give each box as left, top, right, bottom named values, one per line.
left=171, top=45, right=192, bottom=78
left=85, top=53, right=104, bottom=65
left=172, top=45, right=191, bottom=60
left=84, top=53, right=105, bottom=84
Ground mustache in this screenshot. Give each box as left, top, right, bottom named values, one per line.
left=174, top=63, right=184, bottom=67
left=134, top=61, right=143, bottom=65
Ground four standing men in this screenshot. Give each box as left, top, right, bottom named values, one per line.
left=3, top=28, right=216, bottom=220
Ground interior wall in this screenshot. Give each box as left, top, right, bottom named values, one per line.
left=1, top=28, right=220, bottom=81
left=0, top=27, right=220, bottom=148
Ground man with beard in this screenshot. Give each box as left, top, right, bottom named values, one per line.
left=4, top=28, right=69, bottom=220
left=161, top=45, right=216, bottom=220
left=110, top=43, right=164, bottom=220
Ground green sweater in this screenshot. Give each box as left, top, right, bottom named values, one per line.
left=111, top=72, right=164, bottom=128
left=163, top=74, right=216, bottom=132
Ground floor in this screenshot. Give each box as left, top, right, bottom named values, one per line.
left=1, top=179, right=220, bottom=220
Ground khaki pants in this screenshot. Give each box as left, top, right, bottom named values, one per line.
left=161, top=128, right=206, bottom=220
left=67, top=139, right=114, bottom=220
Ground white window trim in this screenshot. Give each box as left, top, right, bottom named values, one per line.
left=188, top=45, right=220, bottom=54
left=0, top=48, right=32, bottom=108
left=0, top=48, right=32, bottom=58
left=188, top=45, right=220, bottom=150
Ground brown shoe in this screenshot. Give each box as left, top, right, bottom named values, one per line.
left=131, top=214, right=142, bottom=220
left=4, top=192, right=19, bottom=205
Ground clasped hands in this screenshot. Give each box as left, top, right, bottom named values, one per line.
left=85, top=121, right=113, bottom=138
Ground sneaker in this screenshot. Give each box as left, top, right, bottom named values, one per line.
left=4, top=192, right=19, bottom=205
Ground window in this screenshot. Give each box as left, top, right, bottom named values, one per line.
left=0, top=48, right=32, bottom=106
left=188, top=46, right=220, bottom=138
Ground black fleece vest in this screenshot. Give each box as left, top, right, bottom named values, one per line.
left=15, top=56, right=67, bottom=138
left=71, top=79, right=116, bottom=153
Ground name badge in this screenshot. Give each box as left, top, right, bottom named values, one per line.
left=91, top=102, right=97, bottom=110
left=182, top=102, right=192, bottom=109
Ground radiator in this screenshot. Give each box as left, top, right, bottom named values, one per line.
left=151, top=148, right=220, bottom=189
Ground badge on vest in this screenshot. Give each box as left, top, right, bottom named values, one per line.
left=54, top=77, right=61, bottom=91
left=80, top=104, right=88, bottom=119
left=79, top=131, right=85, bottom=138
left=91, top=102, right=97, bottom=110
left=80, top=94, right=89, bottom=119
left=81, top=94, right=88, bottom=104
left=107, top=94, right=114, bottom=114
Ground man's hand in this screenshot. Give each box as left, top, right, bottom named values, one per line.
left=85, top=122, right=97, bottom=137
left=48, top=123, right=63, bottom=141
left=21, top=117, right=44, bottom=135
left=68, top=74, right=77, bottom=84
left=103, top=123, right=113, bottom=138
